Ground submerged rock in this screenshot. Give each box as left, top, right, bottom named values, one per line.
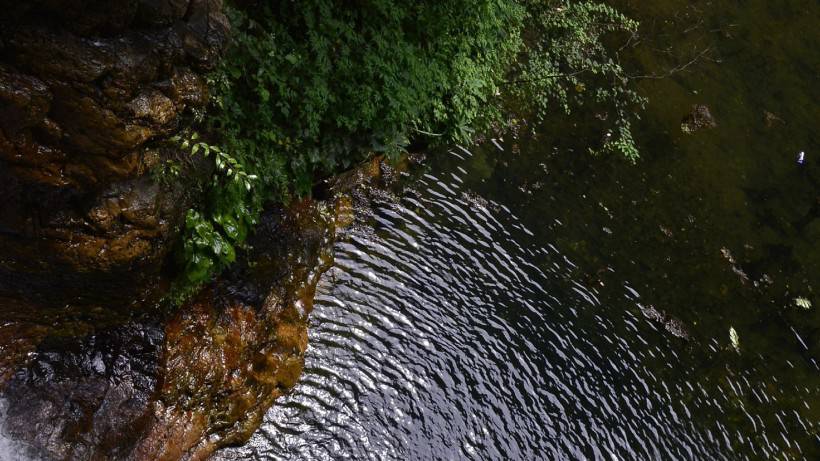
left=680, top=104, right=716, bottom=134
left=763, top=110, right=785, bottom=128
left=639, top=304, right=691, bottom=340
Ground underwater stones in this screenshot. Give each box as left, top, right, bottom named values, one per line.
left=639, top=304, right=691, bottom=340
left=680, top=104, right=716, bottom=134
left=763, top=110, right=785, bottom=128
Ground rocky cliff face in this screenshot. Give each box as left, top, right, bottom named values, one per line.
left=0, top=2, right=342, bottom=460
left=0, top=0, right=228, bottom=308
left=1, top=200, right=336, bottom=460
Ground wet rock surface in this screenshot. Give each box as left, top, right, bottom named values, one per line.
left=0, top=0, right=228, bottom=310
left=0, top=3, right=385, bottom=460
left=2, top=322, right=164, bottom=460
left=0, top=1, right=337, bottom=459
left=1, top=199, right=337, bottom=460
left=0, top=0, right=228, bottom=410
left=131, top=200, right=335, bottom=461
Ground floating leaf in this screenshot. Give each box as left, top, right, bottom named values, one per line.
left=729, top=327, right=740, bottom=352
left=794, top=297, right=812, bottom=310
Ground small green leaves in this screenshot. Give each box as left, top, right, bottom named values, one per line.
left=172, top=133, right=258, bottom=291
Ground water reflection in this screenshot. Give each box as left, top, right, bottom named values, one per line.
left=216, top=1, right=819, bottom=459
left=216, top=146, right=817, bottom=460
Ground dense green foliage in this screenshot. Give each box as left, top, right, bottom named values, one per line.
left=511, top=2, right=642, bottom=159
left=171, top=0, right=641, bottom=294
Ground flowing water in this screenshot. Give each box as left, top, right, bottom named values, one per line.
left=219, top=0, right=820, bottom=459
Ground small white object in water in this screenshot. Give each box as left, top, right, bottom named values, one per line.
left=797, top=151, right=805, bottom=164
left=729, top=327, right=740, bottom=352
left=795, top=297, right=812, bottom=310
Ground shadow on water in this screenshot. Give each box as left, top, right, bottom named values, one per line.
left=217, top=1, right=818, bottom=459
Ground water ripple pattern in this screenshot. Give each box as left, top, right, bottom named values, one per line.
left=215, top=148, right=818, bottom=460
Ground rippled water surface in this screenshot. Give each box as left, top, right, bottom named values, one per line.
left=217, top=1, right=819, bottom=459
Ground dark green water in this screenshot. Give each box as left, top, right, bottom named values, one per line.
left=216, top=1, right=819, bottom=459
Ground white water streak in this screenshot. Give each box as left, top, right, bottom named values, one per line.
left=0, top=399, right=36, bottom=461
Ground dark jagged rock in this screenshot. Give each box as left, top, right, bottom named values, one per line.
left=2, top=322, right=164, bottom=460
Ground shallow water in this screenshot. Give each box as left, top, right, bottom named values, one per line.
left=217, top=1, right=819, bottom=459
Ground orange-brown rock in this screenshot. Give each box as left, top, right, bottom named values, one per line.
left=1, top=200, right=335, bottom=460
left=0, top=3, right=397, bottom=460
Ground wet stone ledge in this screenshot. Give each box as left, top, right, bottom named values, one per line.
left=1, top=199, right=337, bottom=460
left=0, top=0, right=231, bottom=430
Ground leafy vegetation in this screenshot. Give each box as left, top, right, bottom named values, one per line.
left=514, top=2, right=643, bottom=159
left=171, top=0, right=642, bottom=294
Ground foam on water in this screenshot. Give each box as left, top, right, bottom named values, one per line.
left=0, top=399, right=25, bottom=461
